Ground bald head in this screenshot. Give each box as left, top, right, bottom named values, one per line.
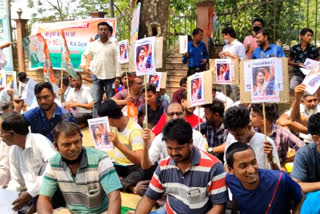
left=166, top=102, right=185, bottom=121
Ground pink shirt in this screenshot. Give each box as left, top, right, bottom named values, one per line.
left=243, top=35, right=258, bottom=59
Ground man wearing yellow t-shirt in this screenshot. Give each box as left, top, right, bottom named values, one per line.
left=98, top=99, right=147, bottom=192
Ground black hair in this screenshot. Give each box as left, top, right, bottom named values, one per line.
left=250, top=103, right=279, bottom=123
left=256, top=29, right=270, bottom=41
left=98, top=22, right=111, bottom=32
left=180, top=77, right=187, bottom=87
left=224, top=105, right=250, bottom=130
left=252, top=18, right=265, bottom=27
left=62, top=76, right=69, bottom=87
left=53, top=121, right=82, bottom=144
left=142, top=83, right=157, bottom=94
left=308, top=113, right=320, bottom=135
left=187, top=35, right=192, bottom=42
left=1, top=103, right=13, bottom=112
left=34, top=82, right=54, bottom=95
left=226, top=142, right=254, bottom=168
left=181, top=90, right=187, bottom=100
left=222, top=27, right=237, bottom=38
left=17, top=72, right=27, bottom=83
left=162, top=119, right=192, bottom=145
left=203, top=98, right=225, bottom=117
left=300, top=28, right=314, bottom=36
left=192, top=28, right=203, bottom=36
left=98, top=99, right=123, bottom=119
left=71, top=72, right=82, bottom=80
left=1, top=112, right=29, bottom=135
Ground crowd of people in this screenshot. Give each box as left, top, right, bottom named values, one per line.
left=0, top=18, right=320, bottom=214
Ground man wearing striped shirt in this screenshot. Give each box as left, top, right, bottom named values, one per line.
left=37, top=122, right=122, bottom=214
left=134, top=119, right=228, bottom=214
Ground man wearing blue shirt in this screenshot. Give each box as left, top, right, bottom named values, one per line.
left=251, top=29, right=285, bottom=59
left=226, top=142, right=303, bottom=214
left=22, top=82, right=77, bottom=142
left=182, top=28, right=209, bottom=77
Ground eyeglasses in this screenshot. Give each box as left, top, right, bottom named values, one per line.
left=167, top=111, right=184, bottom=117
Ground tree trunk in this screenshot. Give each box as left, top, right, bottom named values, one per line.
left=139, top=0, right=170, bottom=70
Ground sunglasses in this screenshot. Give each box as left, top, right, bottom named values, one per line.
left=167, top=111, right=184, bottom=117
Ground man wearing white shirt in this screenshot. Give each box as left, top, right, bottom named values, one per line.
left=223, top=105, right=281, bottom=170
left=218, top=27, right=246, bottom=101
left=0, top=139, right=10, bottom=188
left=0, top=112, right=57, bottom=213
left=64, top=72, right=93, bottom=128
left=81, top=22, right=120, bottom=118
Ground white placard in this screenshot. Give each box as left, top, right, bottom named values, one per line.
left=0, top=189, right=18, bottom=214
left=244, top=58, right=282, bottom=103
left=189, top=72, right=205, bottom=107
left=117, top=40, right=129, bottom=64
left=88, top=116, right=113, bottom=151
left=21, top=77, right=36, bottom=106
left=303, top=62, right=320, bottom=95
left=179, top=35, right=188, bottom=54
left=134, top=37, right=155, bottom=76
left=215, top=59, right=234, bottom=84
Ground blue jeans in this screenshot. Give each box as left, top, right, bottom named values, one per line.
left=150, top=206, right=166, bottom=214
left=92, top=78, right=115, bottom=118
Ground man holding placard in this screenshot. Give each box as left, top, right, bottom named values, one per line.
left=82, top=22, right=120, bottom=118
left=224, top=105, right=281, bottom=170
left=182, top=28, right=209, bottom=77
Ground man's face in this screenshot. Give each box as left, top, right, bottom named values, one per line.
left=146, top=91, right=157, bottom=105
left=256, top=72, right=265, bottom=84
left=229, top=126, right=252, bottom=143
left=222, top=33, right=230, bottom=42
left=56, top=132, right=82, bottom=161
left=204, top=108, right=215, bottom=125
left=252, top=21, right=263, bottom=29
left=303, top=95, right=318, bottom=111
left=70, top=77, right=81, bottom=89
left=256, top=33, right=267, bottom=47
left=36, top=88, right=55, bottom=111
left=194, top=32, right=203, bottom=42
left=250, top=110, right=264, bottom=128
left=68, top=77, right=75, bottom=88
left=166, top=139, right=192, bottom=163
left=98, top=25, right=110, bottom=40
left=229, top=149, right=259, bottom=186
left=166, top=104, right=185, bottom=121
left=181, top=83, right=187, bottom=91
left=132, top=77, right=143, bottom=93
left=301, top=32, right=313, bottom=44
left=139, top=49, right=146, bottom=61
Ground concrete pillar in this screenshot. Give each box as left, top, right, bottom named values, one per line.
left=195, top=0, right=216, bottom=51
left=13, top=18, right=28, bottom=73
left=89, top=12, right=106, bottom=18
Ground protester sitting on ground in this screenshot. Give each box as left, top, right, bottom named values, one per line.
left=120, top=72, right=129, bottom=89
left=243, top=17, right=264, bottom=59
left=171, top=77, right=187, bottom=103
left=113, top=77, right=124, bottom=95
left=58, top=76, right=71, bottom=103
left=16, top=82, right=77, bottom=142
left=138, top=84, right=169, bottom=128
left=251, top=29, right=285, bottom=59
left=250, top=103, right=305, bottom=166
left=132, top=119, right=228, bottom=214
left=150, top=91, right=203, bottom=141
left=224, top=105, right=281, bottom=170
left=64, top=72, right=94, bottom=128
left=141, top=103, right=206, bottom=171
left=158, top=88, right=170, bottom=104
left=195, top=99, right=229, bottom=161
left=289, top=28, right=320, bottom=90
left=112, top=74, right=144, bottom=108
left=277, top=91, right=318, bottom=144
left=286, top=84, right=319, bottom=143
left=226, top=142, right=303, bottom=213
left=37, top=121, right=122, bottom=214
left=98, top=99, right=149, bottom=193
left=291, top=112, right=320, bottom=213
left=1, top=112, right=57, bottom=214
